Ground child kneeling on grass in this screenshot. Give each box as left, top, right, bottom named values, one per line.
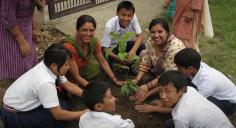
left=79, top=81, right=135, bottom=128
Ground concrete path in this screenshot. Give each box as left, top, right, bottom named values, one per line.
left=45, top=0, right=164, bottom=40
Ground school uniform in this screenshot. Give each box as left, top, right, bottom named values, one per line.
left=101, top=14, right=142, bottom=48
left=101, top=15, right=145, bottom=66
left=167, top=86, right=233, bottom=128
left=79, top=111, right=135, bottom=128
left=1, top=61, right=67, bottom=128
left=192, top=62, right=236, bottom=116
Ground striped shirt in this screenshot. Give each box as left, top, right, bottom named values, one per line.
left=0, top=0, right=38, bottom=80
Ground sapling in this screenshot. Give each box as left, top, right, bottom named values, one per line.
left=105, top=32, right=140, bottom=96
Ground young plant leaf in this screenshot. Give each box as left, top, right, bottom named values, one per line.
left=121, top=84, right=128, bottom=95
left=118, top=53, right=127, bottom=61
left=105, top=45, right=116, bottom=59
left=109, top=32, right=118, bottom=43
left=129, top=84, right=139, bottom=92
left=130, top=55, right=140, bottom=61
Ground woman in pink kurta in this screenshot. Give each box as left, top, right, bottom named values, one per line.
left=0, top=0, right=42, bottom=80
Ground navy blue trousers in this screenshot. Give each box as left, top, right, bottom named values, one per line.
left=1, top=100, right=70, bottom=128
left=207, top=96, right=236, bottom=116
left=164, top=118, right=175, bottom=128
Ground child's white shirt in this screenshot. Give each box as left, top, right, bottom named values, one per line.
left=79, top=111, right=135, bottom=128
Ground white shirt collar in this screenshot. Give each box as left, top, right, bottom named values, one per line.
left=191, top=62, right=204, bottom=85
left=40, top=61, right=57, bottom=83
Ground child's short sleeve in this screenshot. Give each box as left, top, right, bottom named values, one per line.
left=132, top=15, right=142, bottom=35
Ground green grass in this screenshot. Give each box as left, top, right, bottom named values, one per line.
left=199, top=0, right=236, bottom=83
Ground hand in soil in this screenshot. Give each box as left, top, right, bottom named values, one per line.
left=115, top=80, right=125, bottom=86
left=131, top=79, right=138, bottom=84
left=129, top=95, right=147, bottom=105
left=135, top=104, right=155, bottom=113
left=150, top=100, right=162, bottom=106
left=134, top=84, right=149, bottom=100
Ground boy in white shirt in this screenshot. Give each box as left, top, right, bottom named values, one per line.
left=101, top=1, right=144, bottom=68
left=174, top=48, right=236, bottom=116
left=79, top=81, right=135, bottom=128
left=158, top=70, right=233, bottom=128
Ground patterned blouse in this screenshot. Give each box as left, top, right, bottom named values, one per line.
left=140, top=34, right=185, bottom=75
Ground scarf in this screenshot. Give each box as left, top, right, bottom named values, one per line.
left=61, top=35, right=97, bottom=60
left=154, top=34, right=175, bottom=75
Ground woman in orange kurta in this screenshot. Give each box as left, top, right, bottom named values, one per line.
left=172, top=0, right=204, bottom=50
left=63, top=15, right=123, bottom=87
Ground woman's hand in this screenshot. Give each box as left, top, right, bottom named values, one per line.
left=134, top=84, right=149, bottom=101
left=128, top=50, right=136, bottom=59
left=132, top=79, right=139, bottom=84
left=112, top=77, right=124, bottom=86
left=135, top=104, right=155, bottom=113
left=11, top=26, right=32, bottom=56
left=115, top=80, right=124, bottom=86
left=19, top=38, right=32, bottom=56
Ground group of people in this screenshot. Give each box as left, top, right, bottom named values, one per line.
left=0, top=0, right=235, bottom=128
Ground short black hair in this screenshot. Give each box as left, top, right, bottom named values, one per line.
left=117, top=1, right=135, bottom=13
left=149, top=18, right=170, bottom=33
left=76, top=15, right=96, bottom=31
left=158, top=70, right=187, bottom=92
left=44, top=43, right=70, bottom=71
left=82, top=81, right=110, bottom=111
left=174, top=48, right=201, bottom=70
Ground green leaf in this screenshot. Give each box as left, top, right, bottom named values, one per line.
left=130, top=55, right=140, bottom=61
left=105, top=45, right=116, bottom=59
left=121, top=85, right=128, bottom=95
left=118, top=53, right=127, bottom=61
left=129, top=84, right=139, bottom=92
left=109, top=32, right=118, bottom=43
left=126, top=87, right=130, bottom=96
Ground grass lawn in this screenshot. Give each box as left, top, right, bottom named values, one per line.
left=199, top=0, right=236, bottom=83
